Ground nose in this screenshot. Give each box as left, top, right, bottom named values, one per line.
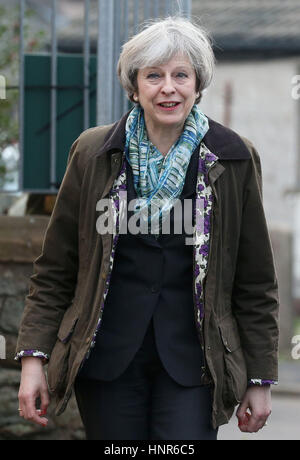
left=161, top=74, right=176, bottom=95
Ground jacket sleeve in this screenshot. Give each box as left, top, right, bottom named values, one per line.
left=15, top=137, right=84, bottom=359
left=232, top=139, right=280, bottom=382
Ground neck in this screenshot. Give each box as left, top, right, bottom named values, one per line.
left=145, top=120, right=184, bottom=157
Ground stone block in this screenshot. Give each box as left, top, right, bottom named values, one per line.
left=0, top=216, right=49, bottom=263
left=0, top=296, right=26, bottom=335
left=0, top=264, right=32, bottom=296
left=0, top=368, right=21, bottom=387
left=0, top=334, right=20, bottom=369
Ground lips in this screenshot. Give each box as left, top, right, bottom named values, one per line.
left=157, top=102, right=182, bottom=112
left=157, top=101, right=181, bottom=107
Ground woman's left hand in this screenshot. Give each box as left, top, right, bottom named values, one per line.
left=236, top=385, right=272, bottom=433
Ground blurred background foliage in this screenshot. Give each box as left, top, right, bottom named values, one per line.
left=0, top=5, right=46, bottom=188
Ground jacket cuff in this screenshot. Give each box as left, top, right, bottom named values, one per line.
left=14, top=350, right=49, bottom=364
left=248, top=379, right=278, bottom=386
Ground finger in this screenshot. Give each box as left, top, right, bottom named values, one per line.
left=27, top=405, right=48, bottom=427
left=40, top=388, right=50, bottom=416
left=238, top=412, right=251, bottom=432
left=23, top=395, right=48, bottom=427
left=18, top=394, right=29, bottom=420
left=18, top=400, right=24, bottom=417
left=247, top=406, right=271, bottom=433
left=28, top=411, right=48, bottom=427
left=245, top=414, right=266, bottom=433
left=36, top=409, right=49, bottom=424
left=236, top=401, right=246, bottom=415
left=236, top=400, right=249, bottom=420
left=236, top=402, right=250, bottom=426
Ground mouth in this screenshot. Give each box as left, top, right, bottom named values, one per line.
left=157, top=102, right=181, bottom=111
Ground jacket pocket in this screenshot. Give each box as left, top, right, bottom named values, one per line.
left=218, top=313, right=247, bottom=408
left=47, top=310, right=79, bottom=395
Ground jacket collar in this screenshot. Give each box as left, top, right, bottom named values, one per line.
left=203, top=116, right=251, bottom=160
left=98, top=111, right=129, bottom=156
left=98, top=110, right=251, bottom=161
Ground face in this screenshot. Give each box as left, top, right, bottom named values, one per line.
left=133, top=54, right=198, bottom=133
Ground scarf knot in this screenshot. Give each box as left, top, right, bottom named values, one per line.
left=125, top=104, right=209, bottom=233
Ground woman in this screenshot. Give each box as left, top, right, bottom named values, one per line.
left=16, top=17, right=279, bottom=440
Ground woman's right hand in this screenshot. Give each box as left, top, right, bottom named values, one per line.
left=18, top=357, right=50, bottom=427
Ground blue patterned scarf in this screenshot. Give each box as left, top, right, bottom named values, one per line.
left=125, top=104, right=209, bottom=233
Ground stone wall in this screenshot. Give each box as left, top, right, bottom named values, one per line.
left=0, top=216, right=84, bottom=440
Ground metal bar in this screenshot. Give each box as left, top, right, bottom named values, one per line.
left=123, top=0, right=129, bottom=47
left=83, top=0, right=90, bottom=130
left=50, top=0, right=57, bottom=190
left=13, top=85, right=91, bottom=90
left=143, top=0, right=150, bottom=21
left=113, top=0, right=121, bottom=122
left=122, top=0, right=129, bottom=114
left=176, top=0, right=182, bottom=15
left=153, top=0, right=160, bottom=18
left=180, top=0, right=192, bottom=18
left=296, top=63, right=300, bottom=188
left=164, top=0, right=172, bottom=17
left=133, top=0, right=139, bottom=34
left=172, top=0, right=178, bottom=15
left=9, top=188, right=59, bottom=194
left=295, top=86, right=300, bottom=193
left=18, top=0, right=25, bottom=192
left=97, top=0, right=114, bottom=125
left=186, top=0, right=192, bottom=18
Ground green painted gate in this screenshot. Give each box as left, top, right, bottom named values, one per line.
left=23, top=54, right=97, bottom=191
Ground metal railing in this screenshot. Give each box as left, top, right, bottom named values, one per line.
left=18, top=0, right=191, bottom=193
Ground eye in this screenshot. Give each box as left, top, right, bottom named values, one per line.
left=146, top=73, right=160, bottom=79
left=176, top=72, right=188, bottom=78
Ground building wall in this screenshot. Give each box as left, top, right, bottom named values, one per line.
left=200, top=57, right=300, bottom=297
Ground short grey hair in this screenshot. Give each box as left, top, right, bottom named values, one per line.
left=117, top=16, right=216, bottom=104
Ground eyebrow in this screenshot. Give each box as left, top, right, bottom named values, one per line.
left=144, top=65, right=192, bottom=72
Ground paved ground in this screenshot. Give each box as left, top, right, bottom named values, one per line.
left=218, top=360, right=300, bottom=440
left=274, top=360, right=300, bottom=388
left=218, top=393, right=300, bottom=440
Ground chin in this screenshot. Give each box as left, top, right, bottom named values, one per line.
left=157, top=116, right=186, bottom=127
